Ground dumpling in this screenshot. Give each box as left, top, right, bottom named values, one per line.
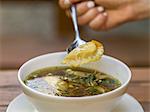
left=62, top=40, right=104, bottom=67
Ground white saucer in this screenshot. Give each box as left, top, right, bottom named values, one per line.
left=6, top=93, right=144, bottom=112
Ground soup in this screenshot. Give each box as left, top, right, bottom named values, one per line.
left=24, top=67, right=121, bottom=97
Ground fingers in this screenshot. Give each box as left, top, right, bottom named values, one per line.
left=89, top=13, right=107, bottom=30
left=103, top=10, right=125, bottom=30
left=59, top=0, right=132, bottom=31
left=89, top=8, right=131, bottom=31
left=77, top=1, right=95, bottom=16
left=78, top=7, right=105, bottom=25
left=59, top=0, right=71, bottom=9
left=59, top=0, right=86, bottom=9
left=103, top=7, right=133, bottom=30
left=65, top=1, right=96, bottom=18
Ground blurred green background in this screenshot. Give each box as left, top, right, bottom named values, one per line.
left=0, top=0, right=149, bottom=69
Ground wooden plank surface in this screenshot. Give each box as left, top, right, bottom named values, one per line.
left=0, top=68, right=149, bottom=112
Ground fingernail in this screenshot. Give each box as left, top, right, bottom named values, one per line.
left=103, top=12, right=108, bottom=16
left=64, top=0, right=71, bottom=6
left=87, top=1, right=95, bottom=8
left=97, top=6, right=104, bottom=12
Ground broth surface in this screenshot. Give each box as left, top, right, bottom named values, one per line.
left=24, top=66, right=121, bottom=97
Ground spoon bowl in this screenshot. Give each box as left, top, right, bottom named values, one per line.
left=67, top=39, right=86, bottom=53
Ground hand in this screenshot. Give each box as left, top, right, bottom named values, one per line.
left=59, top=0, right=150, bottom=31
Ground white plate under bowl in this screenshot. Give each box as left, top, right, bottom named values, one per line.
left=6, top=93, right=144, bottom=112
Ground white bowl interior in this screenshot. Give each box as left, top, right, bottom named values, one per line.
left=19, top=52, right=130, bottom=86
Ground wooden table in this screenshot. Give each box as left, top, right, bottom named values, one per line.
left=0, top=68, right=149, bottom=112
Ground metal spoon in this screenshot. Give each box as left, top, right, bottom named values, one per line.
left=66, top=5, right=86, bottom=53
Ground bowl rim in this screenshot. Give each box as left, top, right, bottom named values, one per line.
left=18, top=52, right=131, bottom=100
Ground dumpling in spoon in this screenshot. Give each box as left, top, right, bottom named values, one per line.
left=62, top=40, right=104, bottom=67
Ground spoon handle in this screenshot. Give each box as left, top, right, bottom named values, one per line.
left=71, top=5, right=80, bottom=40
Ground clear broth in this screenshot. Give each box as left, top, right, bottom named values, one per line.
left=24, top=66, right=121, bottom=97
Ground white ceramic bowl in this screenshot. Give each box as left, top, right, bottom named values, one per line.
left=18, top=52, right=131, bottom=112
